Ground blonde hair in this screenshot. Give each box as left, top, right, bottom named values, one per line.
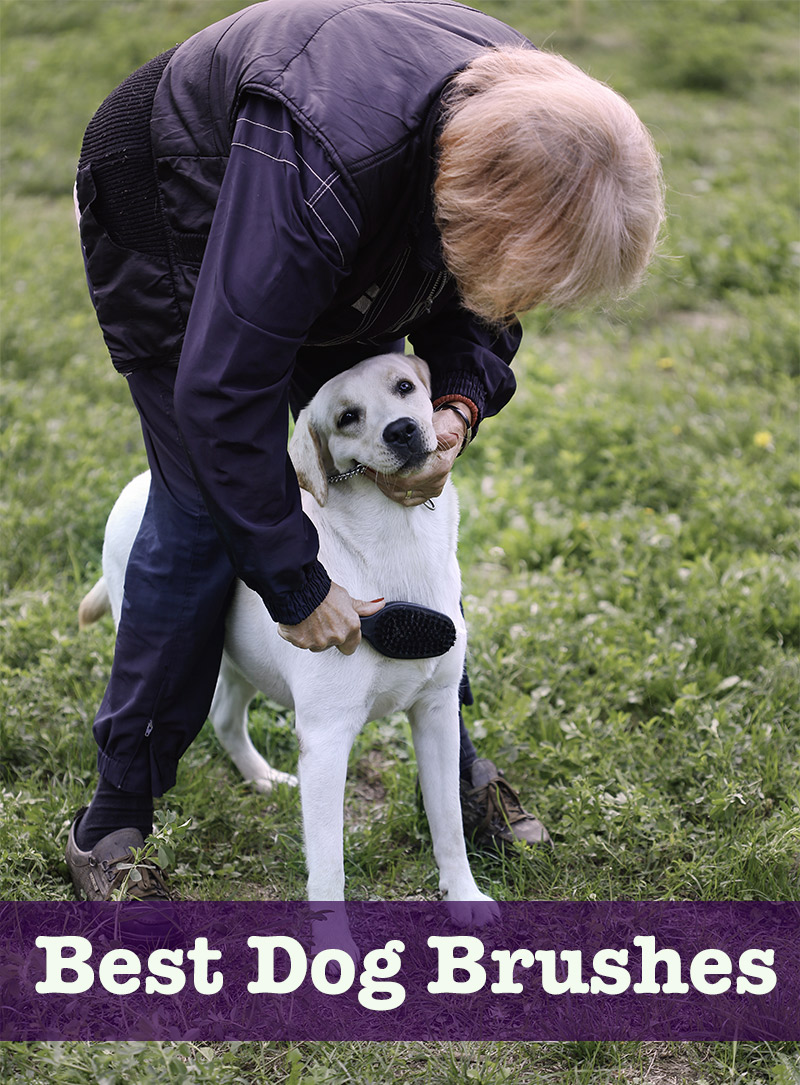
left=434, top=47, right=665, bottom=323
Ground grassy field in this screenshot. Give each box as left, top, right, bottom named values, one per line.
left=1, top=0, right=798, bottom=1081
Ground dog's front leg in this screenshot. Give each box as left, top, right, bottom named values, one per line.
left=409, top=691, right=499, bottom=926
left=297, top=718, right=359, bottom=960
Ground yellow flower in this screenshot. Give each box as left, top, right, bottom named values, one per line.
left=753, top=430, right=774, bottom=449
left=657, top=357, right=675, bottom=370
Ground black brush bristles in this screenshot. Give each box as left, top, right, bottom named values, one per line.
left=360, top=601, right=457, bottom=659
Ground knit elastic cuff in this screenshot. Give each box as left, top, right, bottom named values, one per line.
left=263, top=560, right=332, bottom=626
left=430, top=372, right=487, bottom=423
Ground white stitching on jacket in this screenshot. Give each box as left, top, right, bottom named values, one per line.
left=232, top=118, right=356, bottom=267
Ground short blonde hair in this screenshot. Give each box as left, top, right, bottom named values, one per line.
left=434, top=47, right=665, bottom=323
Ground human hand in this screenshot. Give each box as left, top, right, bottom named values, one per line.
left=367, top=407, right=468, bottom=507
left=277, top=584, right=384, bottom=654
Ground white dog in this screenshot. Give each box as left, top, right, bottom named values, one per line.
left=80, top=353, right=497, bottom=948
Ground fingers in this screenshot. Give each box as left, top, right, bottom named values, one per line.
left=327, top=594, right=385, bottom=652
left=385, top=484, right=438, bottom=507
left=386, top=459, right=453, bottom=505
left=368, top=477, right=432, bottom=506
left=383, top=478, right=442, bottom=506
left=352, top=597, right=385, bottom=617
left=433, top=425, right=463, bottom=452
left=365, top=443, right=459, bottom=506
left=277, top=585, right=382, bottom=654
left=402, top=488, right=436, bottom=507
left=334, top=623, right=361, bottom=656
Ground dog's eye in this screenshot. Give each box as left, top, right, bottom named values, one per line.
left=396, top=379, right=415, bottom=396
left=337, top=408, right=361, bottom=428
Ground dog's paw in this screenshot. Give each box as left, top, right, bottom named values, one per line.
left=249, top=767, right=298, bottom=792
left=310, top=912, right=361, bottom=974
left=445, top=894, right=500, bottom=928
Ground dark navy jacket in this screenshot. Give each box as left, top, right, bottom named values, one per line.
left=77, top=0, right=530, bottom=623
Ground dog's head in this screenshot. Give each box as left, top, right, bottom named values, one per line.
left=290, top=353, right=437, bottom=506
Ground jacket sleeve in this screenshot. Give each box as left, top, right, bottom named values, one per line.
left=173, top=95, right=363, bottom=625
left=408, top=296, right=521, bottom=429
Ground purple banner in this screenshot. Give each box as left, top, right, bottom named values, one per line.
left=2, top=901, right=797, bottom=1041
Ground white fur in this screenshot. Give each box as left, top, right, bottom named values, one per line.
left=85, top=354, right=497, bottom=948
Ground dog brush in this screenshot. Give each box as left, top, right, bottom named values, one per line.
left=360, top=601, right=457, bottom=659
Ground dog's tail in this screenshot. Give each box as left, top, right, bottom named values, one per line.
left=78, top=577, right=111, bottom=631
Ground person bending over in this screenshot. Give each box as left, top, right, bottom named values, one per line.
left=66, top=0, right=664, bottom=902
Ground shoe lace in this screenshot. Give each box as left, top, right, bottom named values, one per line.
left=468, top=774, right=528, bottom=831
left=98, top=854, right=171, bottom=900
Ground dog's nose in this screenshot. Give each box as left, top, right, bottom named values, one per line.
left=383, top=417, right=420, bottom=451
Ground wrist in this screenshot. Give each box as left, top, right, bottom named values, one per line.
left=432, top=394, right=479, bottom=428
left=433, top=402, right=473, bottom=455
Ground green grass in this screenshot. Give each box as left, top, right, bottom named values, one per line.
left=1, top=0, right=799, bottom=1081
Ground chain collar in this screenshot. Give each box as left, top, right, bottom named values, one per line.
left=325, top=462, right=435, bottom=509
left=326, top=463, right=368, bottom=484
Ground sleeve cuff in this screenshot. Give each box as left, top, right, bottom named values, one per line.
left=262, top=559, right=332, bottom=626
left=432, top=393, right=479, bottom=428
left=430, top=371, right=488, bottom=425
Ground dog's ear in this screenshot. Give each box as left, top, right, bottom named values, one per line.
left=289, top=413, right=329, bottom=506
left=404, top=353, right=432, bottom=397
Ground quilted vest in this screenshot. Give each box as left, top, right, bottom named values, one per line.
left=152, top=0, right=528, bottom=237
left=78, top=0, right=529, bottom=370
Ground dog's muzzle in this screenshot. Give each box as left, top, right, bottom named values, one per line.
left=382, top=417, right=429, bottom=470
left=383, top=416, right=422, bottom=451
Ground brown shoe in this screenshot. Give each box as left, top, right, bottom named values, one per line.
left=65, top=807, right=179, bottom=946
left=460, top=759, right=552, bottom=848
left=66, top=808, right=171, bottom=902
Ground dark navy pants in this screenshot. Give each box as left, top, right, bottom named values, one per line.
left=93, top=365, right=237, bottom=795
left=93, top=359, right=476, bottom=797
